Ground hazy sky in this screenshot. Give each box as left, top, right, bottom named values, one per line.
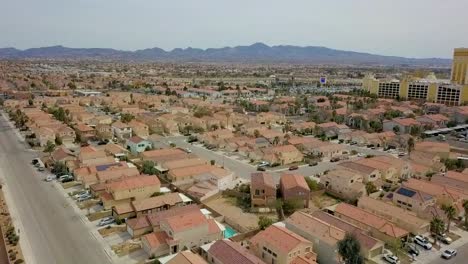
left=1, top=0, right=467, bottom=58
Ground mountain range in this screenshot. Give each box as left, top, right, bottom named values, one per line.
left=0, top=43, right=451, bottom=66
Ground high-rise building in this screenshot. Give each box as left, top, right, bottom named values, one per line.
left=451, top=48, right=468, bottom=85
left=362, top=48, right=468, bottom=106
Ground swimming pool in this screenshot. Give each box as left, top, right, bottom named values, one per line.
left=224, top=226, right=237, bottom=238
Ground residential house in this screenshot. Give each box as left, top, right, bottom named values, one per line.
left=416, top=114, right=449, bottom=129
left=126, top=136, right=152, bottom=155
left=128, top=120, right=150, bottom=138
left=141, top=210, right=223, bottom=258
left=201, top=239, right=264, bottom=264
left=358, top=196, right=429, bottom=234
left=391, top=186, right=438, bottom=220
left=165, top=251, right=208, bottom=264
left=262, top=145, right=303, bottom=165
left=250, top=224, right=317, bottom=264
left=74, top=123, right=96, bottom=142
left=338, top=161, right=382, bottom=184
left=95, top=124, right=113, bottom=140
left=56, top=126, right=76, bottom=145
left=279, top=174, right=310, bottom=208
left=334, top=203, right=409, bottom=243
left=78, top=146, right=114, bottom=167
left=112, top=121, right=133, bottom=140
left=320, top=169, right=365, bottom=201
left=142, top=148, right=188, bottom=163
left=414, top=141, right=451, bottom=159
left=251, top=172, right=276, bottom=208
left=100, top=175, right=160, bottom=209
left=32, top=127, right=56, bottom=147
left=383, top=118, right=421, bottom=134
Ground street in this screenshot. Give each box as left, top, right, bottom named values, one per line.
left=0, top=113, right=111, bottom=264
left=168, top=136, right=389, bottom=183
left=428, top=242, right=468, bottom=264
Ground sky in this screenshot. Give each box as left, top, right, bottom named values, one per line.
left=1, top=0, right=467, bottom=58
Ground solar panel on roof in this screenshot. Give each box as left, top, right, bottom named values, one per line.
left=396, top=188, right=416, bottom=197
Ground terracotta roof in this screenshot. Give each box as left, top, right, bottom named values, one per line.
left=169, top=164, right=215, bottom=179
left=208, top=240, right=264, bottom=264
left=335, top=203, right=409, bottom=238
left=126, top=215, right=151, bottom=230
left=339, top=161, right=377, bottom=175
left=167, top=251, right=208, bottom=264
left=445, top=171, right=468, bottom=183
left=147, top=204, right=200, bottom=227
left=142, top=148, right=186, bottom=158
left=162, top=210, right=208, bottom=233
left=251, top=172, right=275, bottom=189
left=127, top=135, right=145, bottom=144
left=286, top=212, right=345, bottom=246
left=311, top=211, right=380, bottom=250
left=280, top=173, right=310, bottom=191
left=131, top=192, right=183, bottom=212
left=250, top=225, right=311, bottom=254
left=107, top=175, right=160, bottom=192
left=142, top=231, right=169, bottom=249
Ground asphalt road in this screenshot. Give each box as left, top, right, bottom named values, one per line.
left=429, top=242, right=468, bottom=264
left=0, top=113, right=111, bottom=264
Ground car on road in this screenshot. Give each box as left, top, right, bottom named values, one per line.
left=58, top=175, right=73, bottom=182
left=257, top=166, right=266, bottom=171
left=289, top=165, right=299, bottom=171
left=308, top=161, right=318, bottom=166
left=45, top=175, right=54, bottom=182
left=37, top=167, right=45, bottom=172
left=406, top=243, right=420, bottom=256
left=398, top=152, right=407, bottom=157
left=330, top=157, right=340, bottom=162
left=97, top=217, right=115, bottom=227
left=185, top=148, right=192, bottom=153
left=414, top=235, right=432, bottom=250
left=258, top=161, right=270, bottom=167
left=433, top=233, right=452, bottom=244
left=383, top=254, right=400, bottom=264
left=31, top=158, right=39, bottom=165
left=441, top=249, right=457, bottom=259
left=357, top=153, right=366, bottom=157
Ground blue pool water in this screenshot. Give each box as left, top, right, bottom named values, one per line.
left=224, top=226, right=237, bottom=238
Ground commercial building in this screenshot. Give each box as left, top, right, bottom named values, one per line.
left=362, top=48, right=468, bottom=106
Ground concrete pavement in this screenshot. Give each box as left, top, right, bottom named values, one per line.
left=0, top=112, right=112, bottom=264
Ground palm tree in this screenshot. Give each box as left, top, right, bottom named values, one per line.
left=430, top=217, right=445, bottom=246
left=463, top=200, right=468, bottom=229
left=442, top=204, right=457, bottom=233
left=337, top=233, right=364, bottom=264
left=407, top=137, right=415, bottom=154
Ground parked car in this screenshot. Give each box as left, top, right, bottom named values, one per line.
left=289, top=165, right=299, bottom=171
left=38, top=167, right=45, bottom=172
left=357, top=153, right=366, bottom=157
left=441, top=249, right=457, bottom=259
left=398, top=152, right=407, bottom=157
left=45, top=175, right=54, bottom=182
left=414, top=235, right=432, bottom=250
left=433, top=233, right=452, bottom=244
left=98, top=217, right=115, bottom=227
left=308, top=161, right=318, bottom=166
left=73, top=191, right=89, bottom=199
left=406, top=243, right=420, bottom=256
left=77, top=194, right=92, bottom=202
left=185, top=148, right=192, bottom=153
left=330, top=157, right=340, bottom=162
left=257, top=166, right=266, bottom=171
left=31, top=159, right=39, bottom=165
left=383, top=254, right=400, bottom=264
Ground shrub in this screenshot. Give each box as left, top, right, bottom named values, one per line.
left=115, top=218, right=123, bottom=225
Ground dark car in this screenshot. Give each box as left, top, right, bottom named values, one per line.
left=289, top=165, right=299, bottom=171
left=406, top=243, right=420, bottom=256
left=330, top=157, right=340, bottom=162
left=257, top=166, right=266, bottom=171
left=308, top=161, right=318, bottom=166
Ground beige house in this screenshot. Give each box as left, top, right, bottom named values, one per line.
left=321, top=169, right=365, bottom=201
left=262, top=145, right=303, bottom=165
left=128, top=120, right=150, bottom=138
left=101, top=175, right=160, bottom=209
left=250, top=224, right=317, bottom=264
left=141, top=210, right=223, bottom=258
left=358, top=196, right=429, bottom=235
left=251, top=172, right=276, bottom=208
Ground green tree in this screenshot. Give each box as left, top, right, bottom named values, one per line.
left=141, top=160, right=157, bottom=175
left=463, top=200, right=468, bottom=229
left=365, top=182, right=378, bottom=195
left=44, top=140, right=56, bottom=153
left=210, top=160, right=216, bottom=166
left=442, top=204, right=457, bottom=233
left=253, top=129, right=260, bottom=138
left=304, top=177, right=320, bottom=191
left=272, top=136, right=280, bottom=146
left=120, top=113, right=134, bottom=123
left=52, top=161, right=68, bottom=176
left=430, top=217, right=445, bottom=246
left=337, top=233, right=364, bottom=264
left=55, top=136, right=62, bottom=146
left=392, top=126, right=400, bottom=134
left=282, top=199, right=302, bottom=216
left=258, top=216, right=273, bottom=230
left=28, top=98, right=34, bottom=106
left=407, top=137, right=415, bottom=154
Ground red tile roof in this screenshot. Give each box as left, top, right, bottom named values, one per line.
left=208, top=240, right=265, bottom=264
left=280, top=173, right=310, bottom=191
left=250, top=225, right=311, bottom=254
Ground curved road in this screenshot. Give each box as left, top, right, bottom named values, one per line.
left=0, top=113, right=111, bottom=264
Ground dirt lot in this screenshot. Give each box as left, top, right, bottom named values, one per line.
left=205, top=197, right=260, bottom=233
left=0, top=189, right=24, bottom=263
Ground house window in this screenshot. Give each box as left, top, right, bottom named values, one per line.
left=255, top=190, right=260, bottom=195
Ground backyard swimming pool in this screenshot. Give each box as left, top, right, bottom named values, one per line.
left=224, top=226, right=237, bottom=238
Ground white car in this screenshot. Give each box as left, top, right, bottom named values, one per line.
left=45, top=175, right=54, bottom=182
left=77, top=194, right=92, bottom=202
left=414, top=235, right=432, bottom=250
left=383, top=254, right=400, bottom=264
left=98, top=217, right=115, bottom=227
left=441, top=249, right=457, bottom=259
left=357, top=153, right=366, bottom=157
left=73, top=191, right=89, bottom=199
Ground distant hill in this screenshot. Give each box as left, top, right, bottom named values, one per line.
left=0, top=43, right=451, bottom=66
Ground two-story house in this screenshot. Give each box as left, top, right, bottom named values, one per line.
left=280, top=173, right=310, bottom=208
left=112, top=121, right=133, bottom=140
left=251, top=172, right=276, bottom=208
left=126, top=136, right=152, bottom=155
